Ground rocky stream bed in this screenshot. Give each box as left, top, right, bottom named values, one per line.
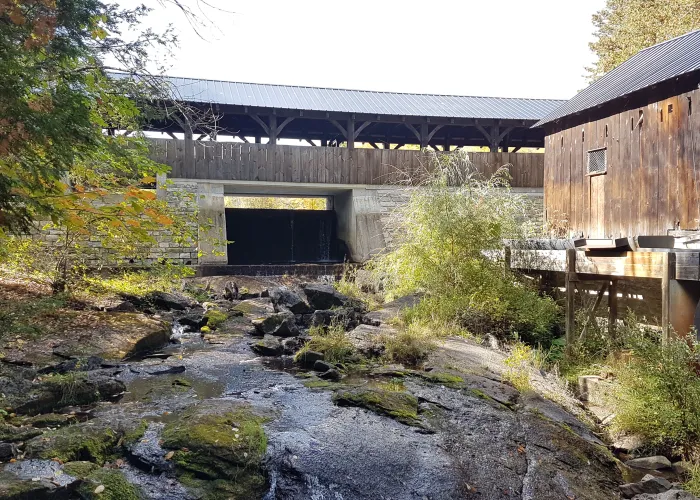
left=0, top=277, right=694, bottom=499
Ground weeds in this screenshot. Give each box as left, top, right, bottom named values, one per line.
left=384, top=321, right=439, bottom=366
left=503, top=342, right=545, bottom=392
left=295, top=323, right=355, bottom=364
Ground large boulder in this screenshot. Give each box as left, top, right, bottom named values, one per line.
left=252, top=312, right=298, bottom=337
left=310, top=307, right=361, bottom=330
left=626, top=456, right=673, bottom=470
left=302, top=284, right=347, bottom=311
left=140, top=291, right=197, bottom=311
left=269, top=287, right=311, bottom=314
left=347, top=324, right=392, bottom=357
left=251, top=335, right=284, bottom=356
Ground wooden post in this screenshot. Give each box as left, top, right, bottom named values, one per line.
left=420, top=123, right=429, bottom=148
left=321, top=138, right=328, bottom=147
left=269, top=115, right=278, bottom=145
left=184, top=126, right=194, bottom=178
left=346, top=119, right=355, bottom=149
left=255, top=136, right=261, bottom=144
left=608, top=280, right=618, bottom=338
left=565, top=248, right=577, bottom=348
left=661, top=252, right=673, bottom=343
left=503, top=246, right=511, bottom=276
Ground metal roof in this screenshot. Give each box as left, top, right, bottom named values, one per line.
left=133, top=74, right=564, bottom=122
left=535, top=28, right=700, bottom=127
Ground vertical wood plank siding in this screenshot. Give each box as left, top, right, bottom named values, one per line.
left=544, top=87, right=700, bottom=238
left=148, top=141, right=544, bottom=188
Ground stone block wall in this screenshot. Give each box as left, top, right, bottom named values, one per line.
left=31, top=180, right=199, bottom=267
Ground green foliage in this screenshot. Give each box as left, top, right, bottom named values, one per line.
left=296, top=323, right=355, bottom=364
left=205, top=309, right=228, bottom=329
left=77, top=468, right=141, bottom=500
left=0, top=292, right=69, bottom=340
left=332, top=388, right=421, bottom=427
left=371, top=150, right=559, bottom=344
left=503, top=342, right=544, bottom=392
left=613, top=334, right=700, bottom=456
left=588, top=0, right=700, bottom=80
left=384, top=321, right=439, bottom=366
left=684, top=462, right=700, bottom=496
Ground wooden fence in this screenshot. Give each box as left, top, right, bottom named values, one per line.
left=148, top=139, right=544, bottom=188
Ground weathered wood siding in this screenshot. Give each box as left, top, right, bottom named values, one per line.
left=148, top=139, right=544, bottom=188
left=544, top=87, right=700, bottom=238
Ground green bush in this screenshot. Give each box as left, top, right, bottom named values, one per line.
left=384, top=321, right=439, bottom=366
left=612, top=334, right=700, bottom=456
left=370, top=150, right=559, bottom=345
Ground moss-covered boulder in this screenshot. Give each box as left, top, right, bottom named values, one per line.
left=160, top=403, right=268, bottom=499
left=24, top=421, right=123, bottom=464
left=76, top=468, right=141, bottom=500
left=332, top=388, right=422, bottom=427
left=62, top=460, right=100, bottom=478
left=0, top=422, right=44, bottom=443
left=12, top=373, right=125, bottom=416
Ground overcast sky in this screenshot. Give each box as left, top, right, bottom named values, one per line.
left=118, top=0, right=606, bottom=101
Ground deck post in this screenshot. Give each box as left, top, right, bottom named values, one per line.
left=183, top=126, right=194, bottom=178
left=661, top=252, right=673, bottom=343
left=565, top=248, right=577, bottom=348
left=608, top=279, right=618, bottom=337
left=268, top=115, right=278, bottom=145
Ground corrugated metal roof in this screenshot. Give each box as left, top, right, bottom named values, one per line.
left=535, top=28, right=700, bottom=127
left=132, top=74, right=564, bottom=121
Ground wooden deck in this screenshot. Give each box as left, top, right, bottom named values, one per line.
left=148, top=139, right=544, bottom=187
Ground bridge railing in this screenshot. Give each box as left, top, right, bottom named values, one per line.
left=147, top=139, right=544, bottom=188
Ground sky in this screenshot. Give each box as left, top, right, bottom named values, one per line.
left=117, top=0, right=607, bottom=101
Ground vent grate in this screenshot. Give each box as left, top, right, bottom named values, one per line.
left=587, top=148, right=607, bottom=175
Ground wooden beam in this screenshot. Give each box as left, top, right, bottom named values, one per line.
left=403, top=123, right=421, bottom=142
left=237, top=135, right=250, bottom=143
left=420, top=123, right=429, bottom=148
left=579, top=282, right=608, bottom=342
left=346, top=119, right=355, bottom=149
left=662, top=252, right=675, bottom=342
left=329, top=119, right=347, bottom=138
left=305, top=139, right=317, bottom=147
left=511, top=146, right=522, bottom=153
left=367, top=142, right=379, bottom=149
left=196, top=134, right=207, bottom=141
left=426, top=124, right=444, bottom=144
left=276, top=116, right=295, bottom=136
left=392, top=143, right=405, bottom=150
left=166, top=132, right=177, bottom=140
left=250, top=114, right=270, bottom=135
left=353, top=121, right=372, bottom=140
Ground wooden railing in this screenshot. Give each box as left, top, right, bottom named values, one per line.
left=148, top=139, right=544, bottom=188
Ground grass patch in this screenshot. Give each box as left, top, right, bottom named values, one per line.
left=503, top=342, right=544, bottom=392
left=0, top=291, right=70, bottom=340
left=81, top=265, right=193, bottom=299
left=76, top=468, right=141, bottom=500
left=384, top=321, right=439, bottom=366
left=295, top=323, right=355, bottom=364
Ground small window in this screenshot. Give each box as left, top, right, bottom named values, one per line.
left=587, top=148, right=607, bottom=175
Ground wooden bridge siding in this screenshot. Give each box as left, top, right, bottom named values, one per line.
left=148, top=139, right=544, bottom=188
left=544, top=87, right=700, bottom=238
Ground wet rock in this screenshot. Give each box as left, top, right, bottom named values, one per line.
left=106, top=300, right=136, bottom=313
left=146, top=365, right=186, bottom=376
left=0, top=459, right=77, bottom=498
left=347, top=324, right=391, bottom=357
left=252, top=311, right=298, bottom=337
left=223, top=281, right=239, bottom=300
left=140, top=291, right=197, bottom=311
left=295, top=350, right=324, bottom=368
left=233, top=297, right=275, bottom=317
left=281, top=337, right=304, bottom=355
left=14, top=373, right=125, bottom=416
left=313, top=360, right=334, bottom=372
left=23, top=412, right=77, bottom=428
left=310, top=307, right=361, bottom=330
left=76, top=467, right=142, bottom=499
left=333, top=388, right=422, bottom=427
left=0, top=442, right=16, bottom=460
left=318, top=369, right=342, bottom=381
left=38, top=356, right=109, bottom=375
left=302, top=283, right=347, bottom=310
left=620, top=475, right=673, bottom=498
left=176, top=313, right=207, bottom=331
left=627, top=456, right=673, bottom=470
left=269, top=286, right=311, bottom=314
left=126, top=422, right=173, bottom=473
left=251, top=335, right=284, bottom=356
left=0, top=422, right=44, bottom=443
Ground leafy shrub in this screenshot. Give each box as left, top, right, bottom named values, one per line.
left=370, top=150, right=559, bottom=345
left=503, top=342, right=545, bottom=392
left=612, top=334, right=700, bottom=456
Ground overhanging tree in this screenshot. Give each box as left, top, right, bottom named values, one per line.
left=588, top=0, right=700, bottom=80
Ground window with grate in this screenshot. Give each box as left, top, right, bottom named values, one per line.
left=587, top=148, right=607, bottom=175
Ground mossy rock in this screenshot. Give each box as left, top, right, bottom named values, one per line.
left=332, top=388, right=421, bottom=427
left=0, top=422, right=44, bottom=443
left=76, top=468, right=141, bottom=500
left=303, top=379, right=333, bottom=390
left=63, top=460, right=100, bottom=478
left=410, top=371, right=464, bottom=388
left=0, top=471, right=60, bottom=499
left=24, top=421, right=121, bottom=464
left=22, top=412, right=77, bottom=428
left=161, top=405, right=268, bottom=499
left=204, top=309, right=228, bottom=329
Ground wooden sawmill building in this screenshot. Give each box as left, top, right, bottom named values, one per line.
left=510, top=28, right=700, bottom=340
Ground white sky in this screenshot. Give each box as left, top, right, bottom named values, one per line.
left=117, top=0, right=606, bottom=101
